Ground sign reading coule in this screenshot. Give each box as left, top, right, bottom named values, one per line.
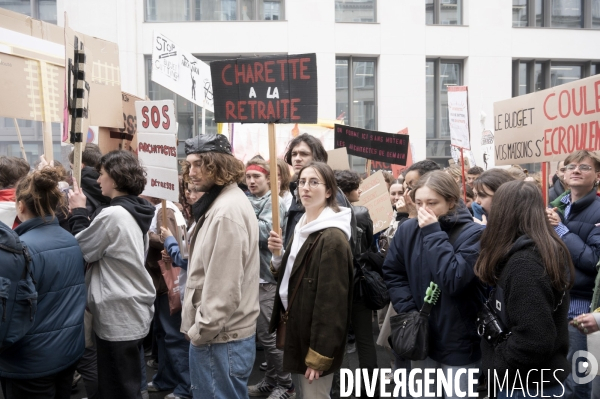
left=210, top=54, right=318, bottom=123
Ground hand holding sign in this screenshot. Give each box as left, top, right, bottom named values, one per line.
left=68, top=178, right=87, bottom=211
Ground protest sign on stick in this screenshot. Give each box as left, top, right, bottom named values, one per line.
left=327, top=147, right=350, bottom=171
left=135, top=100, right=179, bottom=207
left=494, top=74, right=600, bottom=166
left=334, top=124, right=410, bottom=165
left=211, top=53, right=318, bottom=255
left=448, top=86, right=471, bottom=203
left=355, top=171, right=394, bottom=234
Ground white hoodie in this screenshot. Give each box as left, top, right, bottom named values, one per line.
left=272, top=206, right=352, bottom=310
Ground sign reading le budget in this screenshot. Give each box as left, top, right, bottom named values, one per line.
left=135, top=100, right=179, bottom=202
left=494, top=74, right=600, bottom=166
left=210, top=54, right=317, bottom=123
left=334, top=124, right=410, bottom=165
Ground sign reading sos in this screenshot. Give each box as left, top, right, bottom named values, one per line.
left=135, top=100, right=177, bottom=134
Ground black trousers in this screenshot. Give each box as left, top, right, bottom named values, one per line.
left=95, top=335, right=144, bottom=399
left=76, top=342, right=99, bottom=399
left=0, top=364, right=76, bottom=399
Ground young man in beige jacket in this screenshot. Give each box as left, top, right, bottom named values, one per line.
left=181, top=134, right=260, bottom=399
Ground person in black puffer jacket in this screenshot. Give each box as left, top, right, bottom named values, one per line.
left=475, top=181, right=574, bottom=399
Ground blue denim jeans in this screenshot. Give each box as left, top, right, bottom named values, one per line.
left=189, top=334, right=255, bottom=399
left=152, top=294, right=191, bottom=398
left=497, top=382, right=565, bottom=398
left=564, top=324, right=592, bottom=399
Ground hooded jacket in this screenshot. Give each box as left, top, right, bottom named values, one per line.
left=383, top=205, right=484, bottom=366
left=0, top=217, right=86, bottom=379
left=548, top=180, right=566, bottom=204
left=269, top=207, right=353, bottom=375
left=481, top=236, right=570, bottom=389
left=81, top=166, right=111, bottom=218
left=248, top=190, right=286, bottom=285
left=71, top=196, right=156, bottom=341
left=550, top=188, right=600, bottom=300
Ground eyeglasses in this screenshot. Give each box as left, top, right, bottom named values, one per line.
left=297, top=179, right=326, bottom=188
left=566, top=164, right=595, bottom=172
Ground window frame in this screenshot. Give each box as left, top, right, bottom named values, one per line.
left=513, top=0, right=598, bottom=28
left=144, top=0, right=286, bottom=22
left=426, top=58, right=464, bottom=166
left=334, top=0, right=378, bottom=23
left=426, top=0, right=463, bottom=26
left=512, top=59, right=599, bottom=96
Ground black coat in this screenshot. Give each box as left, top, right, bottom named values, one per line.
left=269, top=228, right=353, bottom=376
left=481, top=236, right=570, bottom=389
left=383, top=205, right=484, bottom=366
left=548, top=180, right=566, bottom=204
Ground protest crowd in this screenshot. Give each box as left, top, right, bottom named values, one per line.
left=0, top=129, right=599, bottom=399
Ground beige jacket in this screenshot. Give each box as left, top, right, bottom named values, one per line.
left=180, top=183, right=260, bottom=346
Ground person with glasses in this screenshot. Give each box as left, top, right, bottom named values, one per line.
left=549, top=161, right=569, bottom=203
left=546, top=150, right=600, bottom=399
left=267, top=162, right=353, bottom=399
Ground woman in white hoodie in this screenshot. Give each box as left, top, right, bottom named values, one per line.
left=267, top=162, right=354, bottom=398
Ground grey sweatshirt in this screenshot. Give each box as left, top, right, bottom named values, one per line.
left=75, top=206, right=156, bottom=341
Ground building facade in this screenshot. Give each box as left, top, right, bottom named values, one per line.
left=1, top=0, right=599, bottom=170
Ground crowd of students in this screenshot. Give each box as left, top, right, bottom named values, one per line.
left=0, top=133, right=598, bottom=399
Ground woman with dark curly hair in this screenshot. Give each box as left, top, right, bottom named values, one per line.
left=68, top=150, right=156, bottom=399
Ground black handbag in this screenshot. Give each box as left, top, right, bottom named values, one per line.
left=357, top=263, right=390, bottom=310
left=388, top=308, right=431, bottom=361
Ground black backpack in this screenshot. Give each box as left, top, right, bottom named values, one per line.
left=0, top=221, right=37, bottom=353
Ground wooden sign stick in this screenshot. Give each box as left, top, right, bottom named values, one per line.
left=13, top=118, right=27, bottom=160
left=161, top=199, right=168, bottom=232
left=268, top=123, right=281, bottom=256
left=39, top=61, right=54, bottom=162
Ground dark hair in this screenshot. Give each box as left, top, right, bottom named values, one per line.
left=475, top=180, right=574, bottom=291
left=564, top=150, right=600, bottom=172
left=193, top=152, right=245, bottom=186
left=0, top=156, right=30, bottom=189
left=410, top=171, right=460, bottom=212
left=97, top=151, right=147, bottom=196
left=298, top=162, right=339, bottom=212
left=465, top=185, right=474, bottom=200
left=68, top=143, right=102, bottom=168
left=284, top=133, right=328, bottom=165
left=16, top=167, right=65, bottom=219
left=402, top=159, right=441, bottom=178
left=277, top=158, right=291, bottom=196
left=467, top=166, right=484, bottom=175
left=334, top=170, right=361, bottom=194
left=473, top=169, right=515, bottom=195
left=382, top=171, right=395, bottom=189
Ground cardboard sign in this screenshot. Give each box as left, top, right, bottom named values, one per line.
left=494, top=74, right=600, bottom=166
left=355, top=171, right=393, bottom=234
left=327, top=147, right=350, bottom=171
left=448, top=86, right=471, bottom=150
left=152, top=31, right=213, bottom=112
left=136, top=100, right=179, bottom=203
left=210, top=54, right=318, bottom=123
left=481, top=130, right=494, bottom=170
left=98, top=92, right=145, bottom=155
left=369, top=128, right=413, bottom=178
left=334, top=124, right=410, bottom=165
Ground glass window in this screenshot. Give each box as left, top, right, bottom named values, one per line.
left=146, top=0, right=283, bottom=21
left=551, top=0, right=583, bottom=27
left=0, top=0, right=31, bottom=16
left=440, top=0, right=461, bottom=24
left=335, top=0, right=376, bottom=23
left=425, top=0, right=434, bottom=24
left=426, top=62, right=435, bottom=138
left=426, top=59, right=462, bottom=166
left=335, top=57, right=377, bottom=173
left=518, top=63, right=528, bottom=95
left=426, top=0, right=462, bottom=25
left=536, top=0, right=544, bottom=25
left=593, top=0, right=600, bottom=27
left=534, top=62, right=545, bottom=91
left=38, top=0, right=55, bottom=23
left=550, top=64, right=582, bottom=86
left=513, top=0, right=528, bottom=26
